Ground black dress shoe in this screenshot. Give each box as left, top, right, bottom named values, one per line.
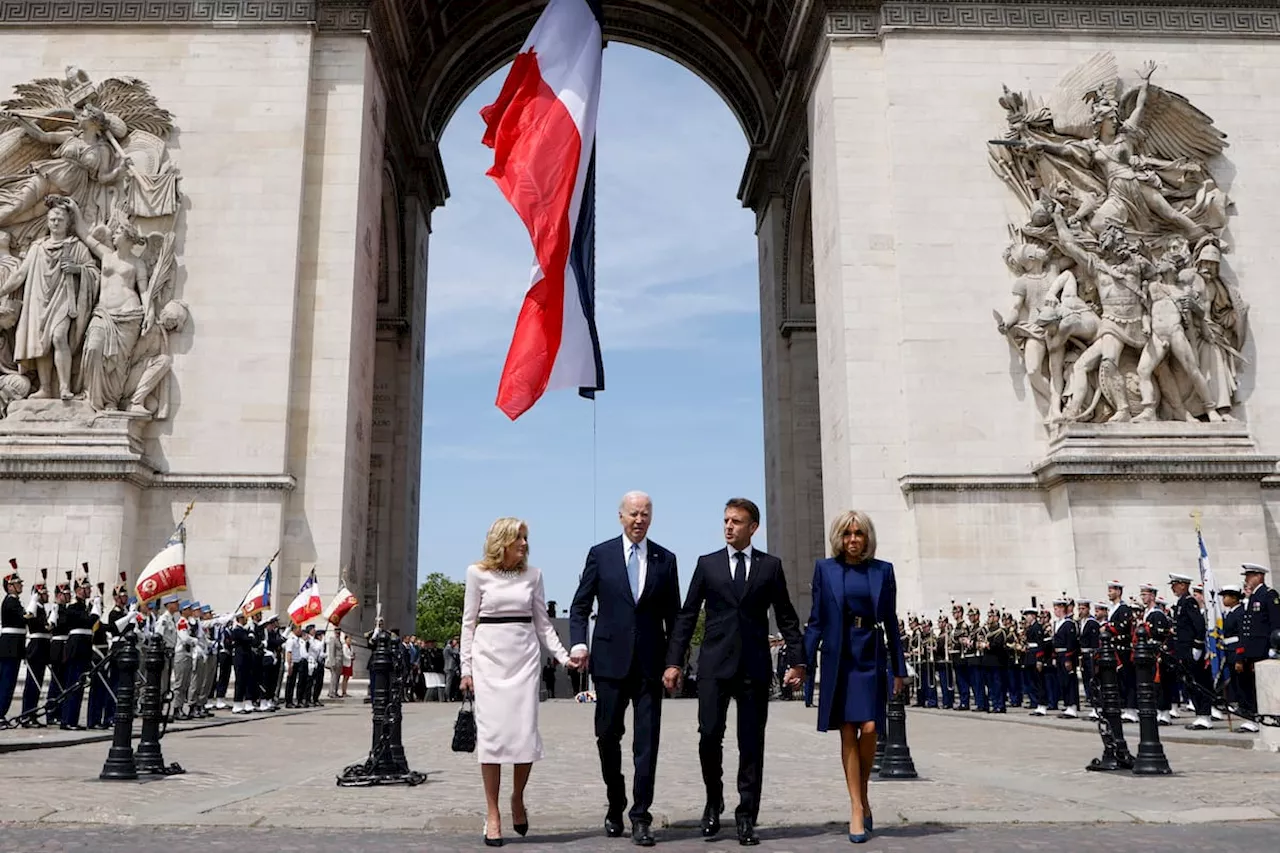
left=701, top=799, right=724, bottom=838
left=736, top=816, right=759, bottom=846
left=631, top=822, right=655, bottom=847
left=604, top=816, right=624, bottom=838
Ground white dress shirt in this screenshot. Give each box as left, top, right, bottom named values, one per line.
left=728, top=544, right=755, bottom=583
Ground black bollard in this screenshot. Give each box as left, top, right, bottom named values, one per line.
left=878, top=684, right=918, bottom=780
left=1131, top=626, right=1172, bottom=776
left=99, top=634, right=139, bottom=780
left=336, top=632, right=425, bottom=785
left=135, top=634, right=185, bottom=775
left=1086, top=629, right=1133, bottom=772
left=387, top=637, right=409, bottom=775
left=872, top=737, right=885, bottom=774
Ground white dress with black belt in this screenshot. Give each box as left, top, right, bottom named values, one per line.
left=460, top=564, right=570, bottom=763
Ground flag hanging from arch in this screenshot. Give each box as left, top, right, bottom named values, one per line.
left=481, top=0, right=605, bottom=420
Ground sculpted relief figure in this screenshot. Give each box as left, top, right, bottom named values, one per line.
left=0, top=67, right=187, bottom=420
left=989, top=53, right=1244, bottom=424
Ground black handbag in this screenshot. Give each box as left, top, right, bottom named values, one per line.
left=451, top=692, right=477, bottom=753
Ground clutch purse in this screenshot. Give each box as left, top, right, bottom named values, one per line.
left=451, top=692, right=476, bottom=753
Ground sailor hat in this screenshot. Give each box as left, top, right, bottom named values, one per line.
left=1242, top=563, right=1269, bottom=576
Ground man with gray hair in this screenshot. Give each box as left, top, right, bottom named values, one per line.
left=570, top=491, right=681, bottom=847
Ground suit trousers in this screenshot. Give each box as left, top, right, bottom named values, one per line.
left=697, top=675, right=770, bottom=822
left=593, top=665, right=664, bottom=825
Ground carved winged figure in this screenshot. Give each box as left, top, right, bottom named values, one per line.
left=989, top=54, right=1243, bottom=425
left=0, top=66, right=177, bottom=249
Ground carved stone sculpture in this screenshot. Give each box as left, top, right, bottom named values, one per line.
left=989, top=53, right=1243, bottom=425
left=0, top=66, right=186, bottom=419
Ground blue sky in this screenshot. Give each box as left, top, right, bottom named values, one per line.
left=418, top=45, right=764, bottom=606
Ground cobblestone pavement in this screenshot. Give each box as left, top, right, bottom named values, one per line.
left=1, top=822, right=1277, bottom=852
left=0, top=699, right=1277, bottom=833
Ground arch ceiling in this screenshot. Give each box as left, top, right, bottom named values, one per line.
left=394, top=0, right=797, bottom=145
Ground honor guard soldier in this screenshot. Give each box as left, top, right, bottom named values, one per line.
left=980, top=607, right=1007, bottom=713
left=46, top=575, right=72, bottom=726
left=1237, top=563, right=1280, bottom=731
left=1051, top=595, right=1080, bottom=719
left=172, top=600, right=197, bottom=719
left=935, top=613, right=955, bottom=709
left=98, top=575, right=130, bottom=728
left=1077, top=599, right=1100, bottom=715
left=1219, top=583, right=1251, bottom=730
left=964, top=603, right=985, bottom=710
left=229, top=610, right=254, bottom=714
left=1139, top=583, right=1174, bottom=724
left=950, top=602, right=971, bottom=709
left=248, top=610, right=267, bottom=711
left=1168, top=572, right=1213, bottom=730
left=195, top=604, right=218, bottom=716
left=1104, top=580, right=1138, bottom=722
left=60, top=573, right=101, bottom=730
left=261, top=613, right=282, bottom=711
left=155, top=594, right=180, bottom=698
left=86, top=579, right=114, bottom=729
left=1022, top=607, right=1047, bottom=715
left=214, top=611, right=233, bottom=709
left=20, top=570, right=53, bottom=726
left=1003, top=612, right=1023, bottom=708
left=0, top=562, right=25, bottom=721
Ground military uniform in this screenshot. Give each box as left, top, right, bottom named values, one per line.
left=1104, top=582, right=1137, bottom=721
left=1236, top=563, right=1280, bottom=726
left=229, top=614, right=254, bottom=713
left=59, top=579, right=101, bottom=730
left=1077, top=601, right=1100, bottom=710
left=1051, top=597, right=1080, bottom=718
left=46, top=582, right=71, bottom=726
left=0, top=566, right=26, bottom=720
left=979, top=613, right=1006, bottom=713
left=1140, top=586, right=1175, bottom=723
left=1022, top=609, right=1047, bottom=714
left=20, top=575, right=53, bottom=725
left=1168, top=572, right=1212, bottom=729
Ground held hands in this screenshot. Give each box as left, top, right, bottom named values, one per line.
left=783, top=666, right=806, bottom=689
left=459, top=675, right=474, bottom=695
left=892, top=675, right=906, bottom=699
left=569, top=649, right=589, bottom=672
left=663, top=666, right=682, bottom=692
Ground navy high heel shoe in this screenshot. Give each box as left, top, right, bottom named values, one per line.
left=848, top=831, right=870, bottom=844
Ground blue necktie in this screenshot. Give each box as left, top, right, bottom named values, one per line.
left=627, top=544, right=641, bottom=601
left=733, top=552, right=747, bottom=598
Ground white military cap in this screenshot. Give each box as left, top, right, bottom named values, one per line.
left=1241, top=563, right=1269, bottom=576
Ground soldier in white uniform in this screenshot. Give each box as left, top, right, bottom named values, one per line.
left=153, top=594, right=180, bottom=700
left=171, top=600, right=197, bottom=719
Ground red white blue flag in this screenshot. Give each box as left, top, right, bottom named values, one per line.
left=482, top=0, right=605, bottom=420
left=135, top=523, right=188, bottom=604
left=287, top=569, right=323, bottom=625
left=238, top=560, right=274, bottom=617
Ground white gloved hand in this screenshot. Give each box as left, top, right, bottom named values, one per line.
left=1192, top=649, right=1204, bottom=662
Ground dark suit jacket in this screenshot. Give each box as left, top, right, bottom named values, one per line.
left=570, top=536, right=680, bottom=681
left=1173, top=592, right=1206, bottom=661
left=801, top=558, right=907, bottom=733
left=666, top=547, right=803, bottom=681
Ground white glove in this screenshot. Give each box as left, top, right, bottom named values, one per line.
left=24, top=592, right=37, bottom=617
left=91, top=596, right=103, bottom=618
left=1192, top=649, right=1204, bottom=662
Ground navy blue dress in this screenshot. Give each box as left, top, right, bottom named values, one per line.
left=827, top=560, right=879, bottom=727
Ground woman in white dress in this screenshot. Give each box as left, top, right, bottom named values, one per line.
left=460, top=517, right=574, bottom=847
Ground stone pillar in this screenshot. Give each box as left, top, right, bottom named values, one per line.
left=362, top=186, right=429, bottom=635
left=283, top=33, right=387, bottom=605
left=760, top=180, right=826, bottom=620
left=807, top=34, right=916, bottom=602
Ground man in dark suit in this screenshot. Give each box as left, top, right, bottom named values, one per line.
left=1237, top=563, right=1280, bottom=732
left=570, top=491, right=680, bottom=848
left=1169, top=572, right=1212, bottom=730
left=665, top=498, right=805, bottom=847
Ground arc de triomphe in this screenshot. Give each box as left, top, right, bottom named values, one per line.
left=2, top=1, right=1279, bottom=631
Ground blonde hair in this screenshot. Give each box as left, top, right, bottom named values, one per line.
left=478, top=517, right=529, bottom=571
left=828, top=510, right=877, bottom=561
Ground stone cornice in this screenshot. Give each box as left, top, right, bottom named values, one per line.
left=151, top=472, right=297, bottom=490
left=826, top=2, right=1280, bottom=38
left=0, top=1, right=371, bottom=33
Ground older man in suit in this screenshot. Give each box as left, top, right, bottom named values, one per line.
left=570, top=491, right=681, bottom=848
left=665, top=498, right=805, bottom=846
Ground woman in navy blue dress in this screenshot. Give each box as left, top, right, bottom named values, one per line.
left=803, top=511, right=906, bottom=842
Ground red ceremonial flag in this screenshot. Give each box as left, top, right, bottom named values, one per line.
left=481, top=0, right=605, bottom=420
left=135, top=523, right=188, bottom=604
left=321, top=585, right=359, bottom=627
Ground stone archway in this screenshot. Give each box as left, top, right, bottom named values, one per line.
left=365, top=0, right=824, bottom=626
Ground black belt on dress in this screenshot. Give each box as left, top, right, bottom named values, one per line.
left=477, top=616, right=532, bottom=625
left=844, top=615, right=875, bottom=629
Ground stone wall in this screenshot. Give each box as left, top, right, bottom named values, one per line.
left=810, top=29, right=1280, bottom=612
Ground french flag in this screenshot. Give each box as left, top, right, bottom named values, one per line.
left=482, top=0, right=605, bottom=420
left=238, top=562, right=273, bottom=617
left=287, top=570, right=323, bottom=625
